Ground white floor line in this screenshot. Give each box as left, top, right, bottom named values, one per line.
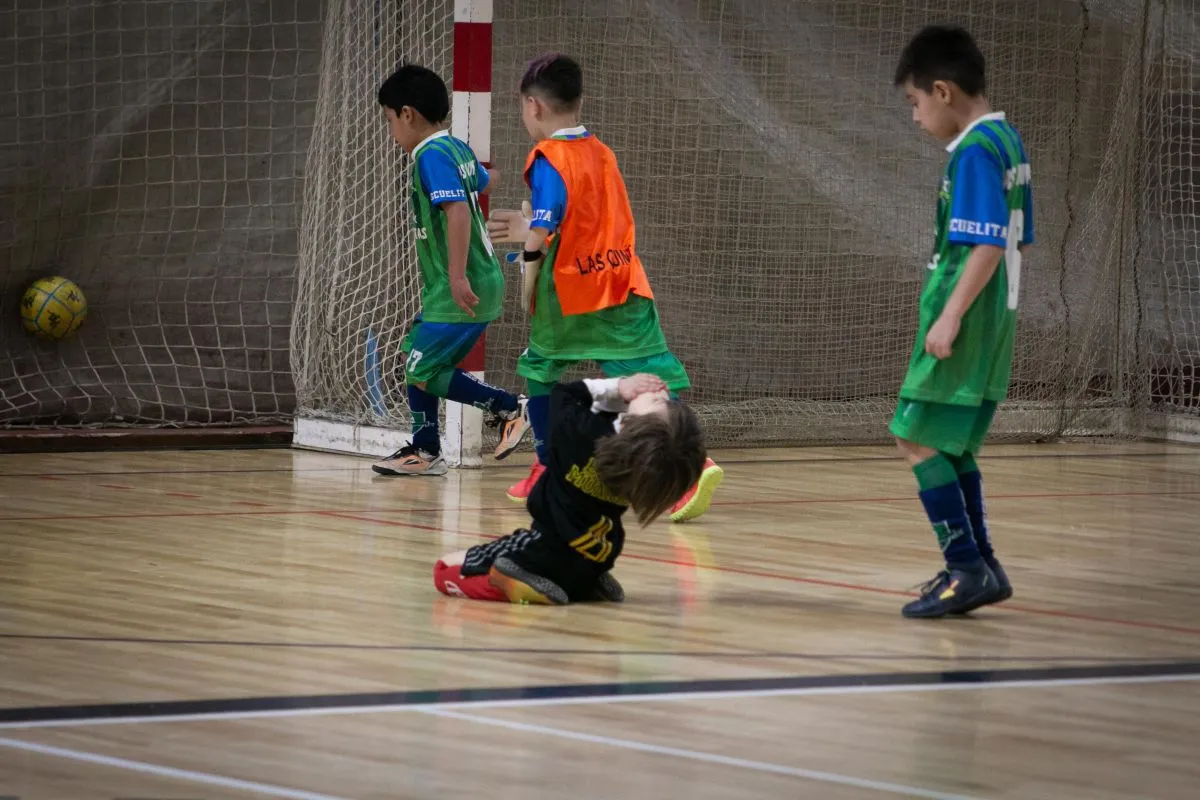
left=0, top=670, right=1196, bottom=731
left=0, top=737, right=348, bottom=800
left=419, top=707, right=985, bottom=800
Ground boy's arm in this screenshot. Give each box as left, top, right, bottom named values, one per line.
left=582, top=378, right=626, bottom=413
left=557, top=375, right=668, bottom=418
left=443, top=201, right=479, bottom=316
left=417, top=147, right=479, bottom=316
left=925, top=145, right=1009, bottom=359
left=513, top=156, right=567, bottom=311
left=924, top=244, right=1004, bottom=359
left=524, top=156, right=566, bottom=247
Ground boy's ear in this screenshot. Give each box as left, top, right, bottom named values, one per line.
left=930, top=80, right=954, bottom=104
left=530, top=95, right=543, bottom=120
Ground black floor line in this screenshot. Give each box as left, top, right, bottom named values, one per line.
left=1, top=660, right=1196, bottom=727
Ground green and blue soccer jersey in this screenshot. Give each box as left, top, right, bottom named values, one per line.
left=410, top=131, right=504, bottom=323
left=899, top=112, right=1034, bottom=406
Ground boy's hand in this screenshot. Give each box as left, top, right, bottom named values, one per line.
left=617, top=374, right=668, bottom=402
left=487, top=200, right=533, bottom=243
left=450, top=276, right=479, bottom=317
left=924, top=312, right=961, bottom=359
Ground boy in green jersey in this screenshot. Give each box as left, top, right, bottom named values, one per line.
left=372, top=65, right=528, bottom=477
left=891, top=27, right=1034, bottom=617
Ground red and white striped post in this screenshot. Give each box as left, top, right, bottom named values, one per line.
left=445, top=0, right=492, bottom=467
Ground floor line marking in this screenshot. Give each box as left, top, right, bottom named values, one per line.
left=0, top=736, right=347, bottom=800
left=419, top=707, right=983, bottom=800
left=1, top=668, right=1196, bottom=731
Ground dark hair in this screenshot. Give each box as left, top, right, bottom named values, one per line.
left=894, top=26, right=986, bottom=96
left=519, top=52, right=583, bottom=111
left=593, top=402, right=706, bottom=526
left=377, top=64, right=449, bottom=123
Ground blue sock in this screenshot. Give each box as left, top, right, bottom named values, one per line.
left=527, top=384, right=552, bottom=464
left=913, top=454, right=981, bottom=569
left=408, top=384, right=440, bottom=455
left=952, top=454, right=995, bottom=564
left=434, top=369, right=519, bottom=416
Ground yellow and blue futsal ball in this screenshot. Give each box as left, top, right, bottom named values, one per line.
left=20, top=276, right=88, bottom=340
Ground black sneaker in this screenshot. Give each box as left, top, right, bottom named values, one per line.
left=985, top=559, right=1014, bottom=602
left=590, top=572, right=625, bottom=602
left=902, top=563, right=1001, bottom=619
left=948, top=559, right=1013, bottom=615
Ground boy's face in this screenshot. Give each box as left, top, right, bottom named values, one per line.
left=385, top=106, right=420, bottom=153
left=902, top=79, right=958, bottom=141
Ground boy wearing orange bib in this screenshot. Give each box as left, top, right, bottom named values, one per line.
left=488, top=54, right=722, bottom=522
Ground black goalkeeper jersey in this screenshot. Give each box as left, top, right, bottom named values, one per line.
left=526, top=379, right=630, bottom=571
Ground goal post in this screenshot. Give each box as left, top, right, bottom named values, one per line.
left=290, top=0, right=495, bottom=465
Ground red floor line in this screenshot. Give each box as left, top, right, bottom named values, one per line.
left=4, top=488, right=1200, bottom=524
left=315, top=511, right=1200, bottom=637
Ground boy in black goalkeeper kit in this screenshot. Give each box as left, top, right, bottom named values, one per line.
left=433, top=374, right=706, bottom=604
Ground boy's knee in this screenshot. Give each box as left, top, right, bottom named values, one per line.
left=895, top=437, right=936, bottom=466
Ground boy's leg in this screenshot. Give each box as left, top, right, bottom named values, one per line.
left=433, top=527, right=605, bottom=606
left=374, top=320, right=449, bottom=476
left=433, top=530, right=558, bottom=603
left=508, top=349, right=576, bottom=503
left=489, top=527, right=613, bottom=605
left=599, top=353, right=724, bottom=523
left=418, top=322, right=523, bottom=420
left=889, top=398, right=1001, bottom=618
left=947, top=401, right=1012, bottom=605
left=375, top=320, right=528, bottom=476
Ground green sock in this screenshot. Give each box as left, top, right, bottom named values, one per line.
left=912, top=453, right=960, bottom=491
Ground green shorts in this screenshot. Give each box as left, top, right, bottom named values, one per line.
left=889, top=398, right=998, bottom=456
left=516, top=348, right=691, bottom=392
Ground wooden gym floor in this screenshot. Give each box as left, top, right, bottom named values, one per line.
left=1, top=442, right=1199, bottom=799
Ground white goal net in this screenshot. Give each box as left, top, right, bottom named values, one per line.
left=4, top=1, right=1197, bottom=452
